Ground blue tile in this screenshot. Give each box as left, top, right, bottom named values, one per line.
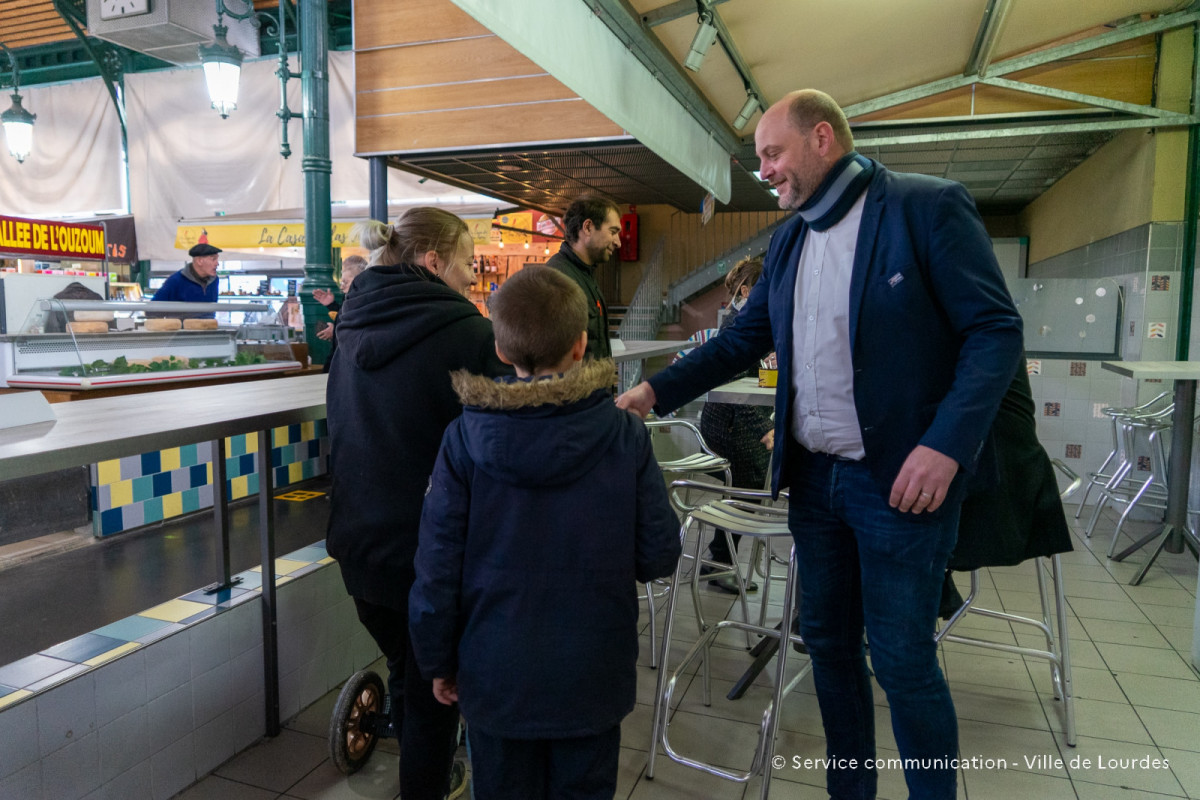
left=181, top=587, right=248, bottom=605
left=42, top=633, right=129, bottom=664
left=0, top=654, right=77, bottom=689
left=284, top=546, right=328, bottom=563
left=232, top=571, right=262, bottom=590
left=100, top=507, right=124, bottom=536
left=240, top=453, right=255, bottom=477
left=93, top=615, right=173, bottom=642
left=89, top=485, right=97, bottom=512
left=0, top=683, right=18, bottom=697
left=307, top=439, right=320, bottom=460
left=179, top=607, right=218, bottom=625
left=271, top=448, right=283, bottom=469
left=152, top=471, right=173, bottom=498
left=190, top=463, right=208, bottom=488
left=274, top=466, right=288, bottom=486
left=140, top=451, right=161, bottom=475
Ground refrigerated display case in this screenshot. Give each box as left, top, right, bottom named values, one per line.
left=0, top=299, right=301, bottom=390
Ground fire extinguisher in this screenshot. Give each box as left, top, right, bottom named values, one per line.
left=619, top=207, right=639, bottom=262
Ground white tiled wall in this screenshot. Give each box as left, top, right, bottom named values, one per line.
left=0, top=563, right=377, bottom=800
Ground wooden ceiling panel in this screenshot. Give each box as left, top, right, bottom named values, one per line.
left=356, top=36, right=542, bottom=92
left=355, top=0, right=489, bottom=50
left=357, top=99, right=625, bottom=155
left=358, top=75, right=577, bottom=118
left=0, top=0, right=75, bottom=49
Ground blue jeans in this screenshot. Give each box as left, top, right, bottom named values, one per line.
left=787, top=448, right=960, bottom=800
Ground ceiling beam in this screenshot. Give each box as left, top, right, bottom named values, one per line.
left=855, top=114, right=1195, bottom=148
left=584, top=0, right=743, bottom=155
left=981, top=76, right=1178, bottom=118
left=701, top=0, right=768, bottom=112
left=845, top=7, right=1200, bottom=119
left=964, top=0, right=1013, bottom=77
left=641, top=0, right=730, bottom=27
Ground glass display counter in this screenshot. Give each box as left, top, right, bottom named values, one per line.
left=0, top=299, right=301, bottom=390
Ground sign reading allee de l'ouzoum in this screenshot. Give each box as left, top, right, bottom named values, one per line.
left=0, top=215, right=106, bottom=261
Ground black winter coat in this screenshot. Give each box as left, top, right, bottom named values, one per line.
left=325, top=264, right=512, bottom=608
left=953, top=361, right=1073, bottom=570
left=546, top=243, right=612, bottom=360
left=409, top=359, right=681, bottom=738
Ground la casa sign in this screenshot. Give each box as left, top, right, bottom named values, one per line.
left=0, top=215, right=106, bottom=261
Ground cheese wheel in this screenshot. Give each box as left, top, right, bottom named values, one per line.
left=143, top=318, right=182, bottom=331
left=183, top=318, right=219, bottom=330
left=66, top=321, right=109, bottom=334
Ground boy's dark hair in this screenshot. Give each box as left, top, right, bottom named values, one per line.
left=561, top=195, right=620, bottom=244
left=491, top=266, right=587, bottom=372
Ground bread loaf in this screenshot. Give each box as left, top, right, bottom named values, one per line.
left=143, top=318, right=182, bottom=331
left=66, top=321, right=109, bottom=334
left=183, top=318, right=219, bottom=330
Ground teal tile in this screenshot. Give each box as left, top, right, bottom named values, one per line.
left=225, top=457, right=242, bottom=479
left=180, top=443, right=198, bottom=468
left=132, top=475, right=155, bottom=503
left=247, top=472, right=260, bottom=497
left=301, top=459, right=315, bottom=480
left=143, top=496, right=163, bottom=524
left=181, top=487, right=201, bottom=514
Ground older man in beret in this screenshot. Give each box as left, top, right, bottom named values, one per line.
left=152, top=242, right=222, bottom=304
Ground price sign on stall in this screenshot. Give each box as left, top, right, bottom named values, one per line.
left=0, top=215, right=106, bottom=261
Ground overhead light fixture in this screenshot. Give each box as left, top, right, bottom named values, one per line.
left=732, top=92, right=760, bottom=132
left=0, top=43, right=35, bottom=164
left=523, top=241, right=530, bottom=249
left=544, top=245, right=550, bottom=255
left=683, top=10, right=718, bottom=72
left=199, top=22, right=244, bottom=119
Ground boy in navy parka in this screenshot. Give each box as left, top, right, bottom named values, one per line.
left=409, top=266, right=681, bottom=800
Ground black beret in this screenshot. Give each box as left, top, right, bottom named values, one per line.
left=188, top=243, right=222, bottom=257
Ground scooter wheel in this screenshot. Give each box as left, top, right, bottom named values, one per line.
left=329, top=669, right=385, bottom=775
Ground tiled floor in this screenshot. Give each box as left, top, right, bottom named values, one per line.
left=173, top=507, right=1198, bottom=800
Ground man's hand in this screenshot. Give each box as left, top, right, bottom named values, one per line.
left=432, top=676, right=459, bottom=706
left=316, top=323, right=334, bottom=341
left=761, top=429, right=775, bottom=451
left=312, top=288, right=335, bottom=307
left=889, top=445, right=959, bottom=514
left=616, top=382, right=657, bottom=418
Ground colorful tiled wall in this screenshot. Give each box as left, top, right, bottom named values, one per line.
left=89, top=420, right=329, bottom=537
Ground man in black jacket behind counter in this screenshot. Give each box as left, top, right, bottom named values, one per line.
left=545, top=195, right=621, bottom=360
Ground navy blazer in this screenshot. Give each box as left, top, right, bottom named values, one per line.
left=650, top=164, right=1024, bottom=500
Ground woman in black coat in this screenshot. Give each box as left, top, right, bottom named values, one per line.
left=325, top=209, right=511, bottom=800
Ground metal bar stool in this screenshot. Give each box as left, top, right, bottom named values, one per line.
left=644, top=418, right=732, bottom=668
left=1083, top=403, right=1172, bottom=539
left=647, top=480, right=806, bottom=800
left=936, top=459, right=1082, bottom=746
left=1074, top=391, right=1171, bottom=519
left=1105, top=414, right=1172, bottom=558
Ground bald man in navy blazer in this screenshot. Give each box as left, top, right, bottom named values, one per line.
left=619, top=90, right=1022, bottom=800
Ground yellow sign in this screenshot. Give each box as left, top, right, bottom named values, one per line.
left=497, top=212, right=532, bottom=244
left=465, top=217, right=495, bottom=246
left=174, top=223, right=361, bottom=251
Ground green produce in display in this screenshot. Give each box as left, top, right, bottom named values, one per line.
left=58, top=352, right=268, bottom=377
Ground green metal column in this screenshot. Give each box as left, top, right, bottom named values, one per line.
left=299, top=0, right=335, bottom=366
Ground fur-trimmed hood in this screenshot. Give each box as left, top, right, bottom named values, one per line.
left=451, top=358, right=616, bottom=409
left=446, top=359, right=622, bottom=487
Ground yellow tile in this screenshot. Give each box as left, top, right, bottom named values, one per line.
left=162, top=492, right=183, bottom=519
left=160, top=447, right=181, bottom=472
left=224, top=436, right=234, bottom=453
left=318, top=556, right=336, bottom=565
left=277, top=575, right=293, bottom=586
left=287, top=462, right=303, bottom=484
left=206, top=462, right=213, bottom=484
left=274, top=558, right=308, bottom=575
left=301, top=420, right=315, bottom=441
left=84, top=641, right=140, bottom=667
left=96, top=459, right=121, bottom=485
left=273, top=426, right=288, bottom=446
left=109, top=479, right=133, bottom=508
left=140, top=598, right=211, bottom=623
left=231, top=474, right=249, bottom=500
left=0, top=690, right=31, bottom=710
